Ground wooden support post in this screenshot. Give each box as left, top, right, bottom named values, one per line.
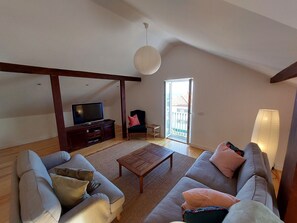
left=120, top=80, right=127, bottom=138
left=50, top=75, right=68, bottom=150
left=277, top=91, right=297, bottom=222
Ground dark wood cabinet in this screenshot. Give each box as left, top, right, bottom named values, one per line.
left=66, top=119, right=115, bottom=151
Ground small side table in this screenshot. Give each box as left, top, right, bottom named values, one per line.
left=146, top=124, right=161, bottom=138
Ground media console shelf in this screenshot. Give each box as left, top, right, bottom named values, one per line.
left=66, top=119, right=115, bottom=151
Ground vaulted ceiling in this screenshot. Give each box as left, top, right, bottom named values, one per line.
left=1, top=0, right=297, bottom=118
left=123, top=0, right=297, bottom=83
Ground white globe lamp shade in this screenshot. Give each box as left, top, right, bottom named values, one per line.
left=134, top=45, right=161, bottom=75
left=251, top=109, right=280, bottom=169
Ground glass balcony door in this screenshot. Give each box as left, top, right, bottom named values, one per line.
left=165, top=78, right=193, bottom=144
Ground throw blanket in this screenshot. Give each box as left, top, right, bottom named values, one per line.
left=223, top=200, right=283, bottom=223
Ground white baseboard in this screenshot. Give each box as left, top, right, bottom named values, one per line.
left=274, top=163, right=283, bottom=171
left=188, top=143, right=213, bottom=152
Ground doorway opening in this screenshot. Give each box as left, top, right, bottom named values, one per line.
left=165, top=78, right=193, bottom=143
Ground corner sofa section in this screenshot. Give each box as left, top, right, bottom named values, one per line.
left=10, top=150, right=125, bottom=223
left=144, top=143, right=279, bottom=223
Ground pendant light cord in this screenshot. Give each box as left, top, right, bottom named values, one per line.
left=144, top=22, right=149, bottom=46
left=146, top=27, right=148, bottom=45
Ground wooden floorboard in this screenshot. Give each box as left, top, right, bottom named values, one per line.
left=0, top=126, right=280, bottom=222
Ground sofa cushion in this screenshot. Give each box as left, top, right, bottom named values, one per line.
left=182, top=188, right=240, bottom=210
left=222, top=200, right=283, bottom=223
left=59, top=193, right=111, bottom=223
left=144, top=177, right=209, bottom=223
left=17, top=150, right=52, bottom=185
left=236, top=143, right=268, bottom=192
left=41, top=151, right=71, bottom=170
left=91, top=171, right=125, bottom=213
left=49, top=154, right=96, bottom=172
left=209, top=143, right=246, bottom=178
left=236, top=175, right=273, bottom=211
left=19, top=170, right=61, bottom=223
left=185, top=151, right=237, bottom=195
left=128, top=124, right=147, bottom=133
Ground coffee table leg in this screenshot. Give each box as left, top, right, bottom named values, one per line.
left=139, top=176, right=144, bottom=193
left=119, top=164, right=122, bottom=177
left=170, top=154, right=173, bottom=168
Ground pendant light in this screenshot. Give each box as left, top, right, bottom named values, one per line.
left=134, top=23, right=161, bottom=75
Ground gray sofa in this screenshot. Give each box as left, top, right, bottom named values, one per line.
left=10, top=150, right=125, bottom=223
left=145, top=143, right=279, bottom=223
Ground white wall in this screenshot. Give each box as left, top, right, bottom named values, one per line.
left=0, top=107, right=115, bottom=149
left=114, top=43, right=296, bottom=170
left=0, top=114, right=58, bottom=149
left=2, top=42, right=295, bottom=171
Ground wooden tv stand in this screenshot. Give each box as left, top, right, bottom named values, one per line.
left=65, top=119, right=115, bottom=151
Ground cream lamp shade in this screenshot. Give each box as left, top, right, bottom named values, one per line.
left=134, top=45, right=161, bottom=75
left=134, top=22, right=161, bottom=75
left=251, top=109, right=280, bottom=169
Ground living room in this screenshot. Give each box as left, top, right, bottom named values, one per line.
left=1, top=1, right=297, bottom=223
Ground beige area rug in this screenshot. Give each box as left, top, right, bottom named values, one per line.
left=86, top=140, right=195, bottom=223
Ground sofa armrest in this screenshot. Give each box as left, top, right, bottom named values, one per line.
left=41, top=151, right=71, bottom=170
left=59, top=193, right=111, bottom=223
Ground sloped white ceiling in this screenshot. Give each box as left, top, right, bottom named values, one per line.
left=124, top=0, right=297, bottom=84
left=0, top=0, right=173, bottom=74
left=1, top=0, right=297, bottom=118
left=224, top=0, right=297, bottom=30
left=0, top=0, right=174, bottom=118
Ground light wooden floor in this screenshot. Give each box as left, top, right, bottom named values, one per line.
left=0, top=126, right=280, bottom=222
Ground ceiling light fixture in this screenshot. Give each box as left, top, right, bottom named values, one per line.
left=134, top=22, right=161, bottom=75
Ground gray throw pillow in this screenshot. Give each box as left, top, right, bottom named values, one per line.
left=55, top=167, right=100, bottom=193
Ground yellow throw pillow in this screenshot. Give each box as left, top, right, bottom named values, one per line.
left=50, top=173, right=89, bottom=209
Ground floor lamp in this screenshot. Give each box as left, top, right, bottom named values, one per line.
left=251, top=109, right=280, bottom=169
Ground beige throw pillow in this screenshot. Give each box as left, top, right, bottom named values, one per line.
left=55, top=167, right=100, bottom=193
left=50, top=173, right=89, bottom=209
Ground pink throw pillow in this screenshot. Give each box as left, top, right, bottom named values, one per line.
left=182, top=188, right=240, bottom=210
left=209, top=142, right=246, bottom=178
left=128, top=114, right=140, bottom=127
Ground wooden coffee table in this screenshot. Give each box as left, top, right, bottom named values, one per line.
left=117, top=143, right=174, bottom=193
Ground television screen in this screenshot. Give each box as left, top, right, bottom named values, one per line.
left=72, top=102, right=104, bottom=125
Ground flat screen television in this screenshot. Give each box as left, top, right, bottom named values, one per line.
left=72, top=102, right=104, bottom=125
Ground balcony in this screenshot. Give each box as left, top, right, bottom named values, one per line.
left=167, top=110, right=188, bottom=143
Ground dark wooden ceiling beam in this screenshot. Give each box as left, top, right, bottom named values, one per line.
left=0, top=62, right=141, bottom=82
left=271, top=61, right=297, bottom=83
